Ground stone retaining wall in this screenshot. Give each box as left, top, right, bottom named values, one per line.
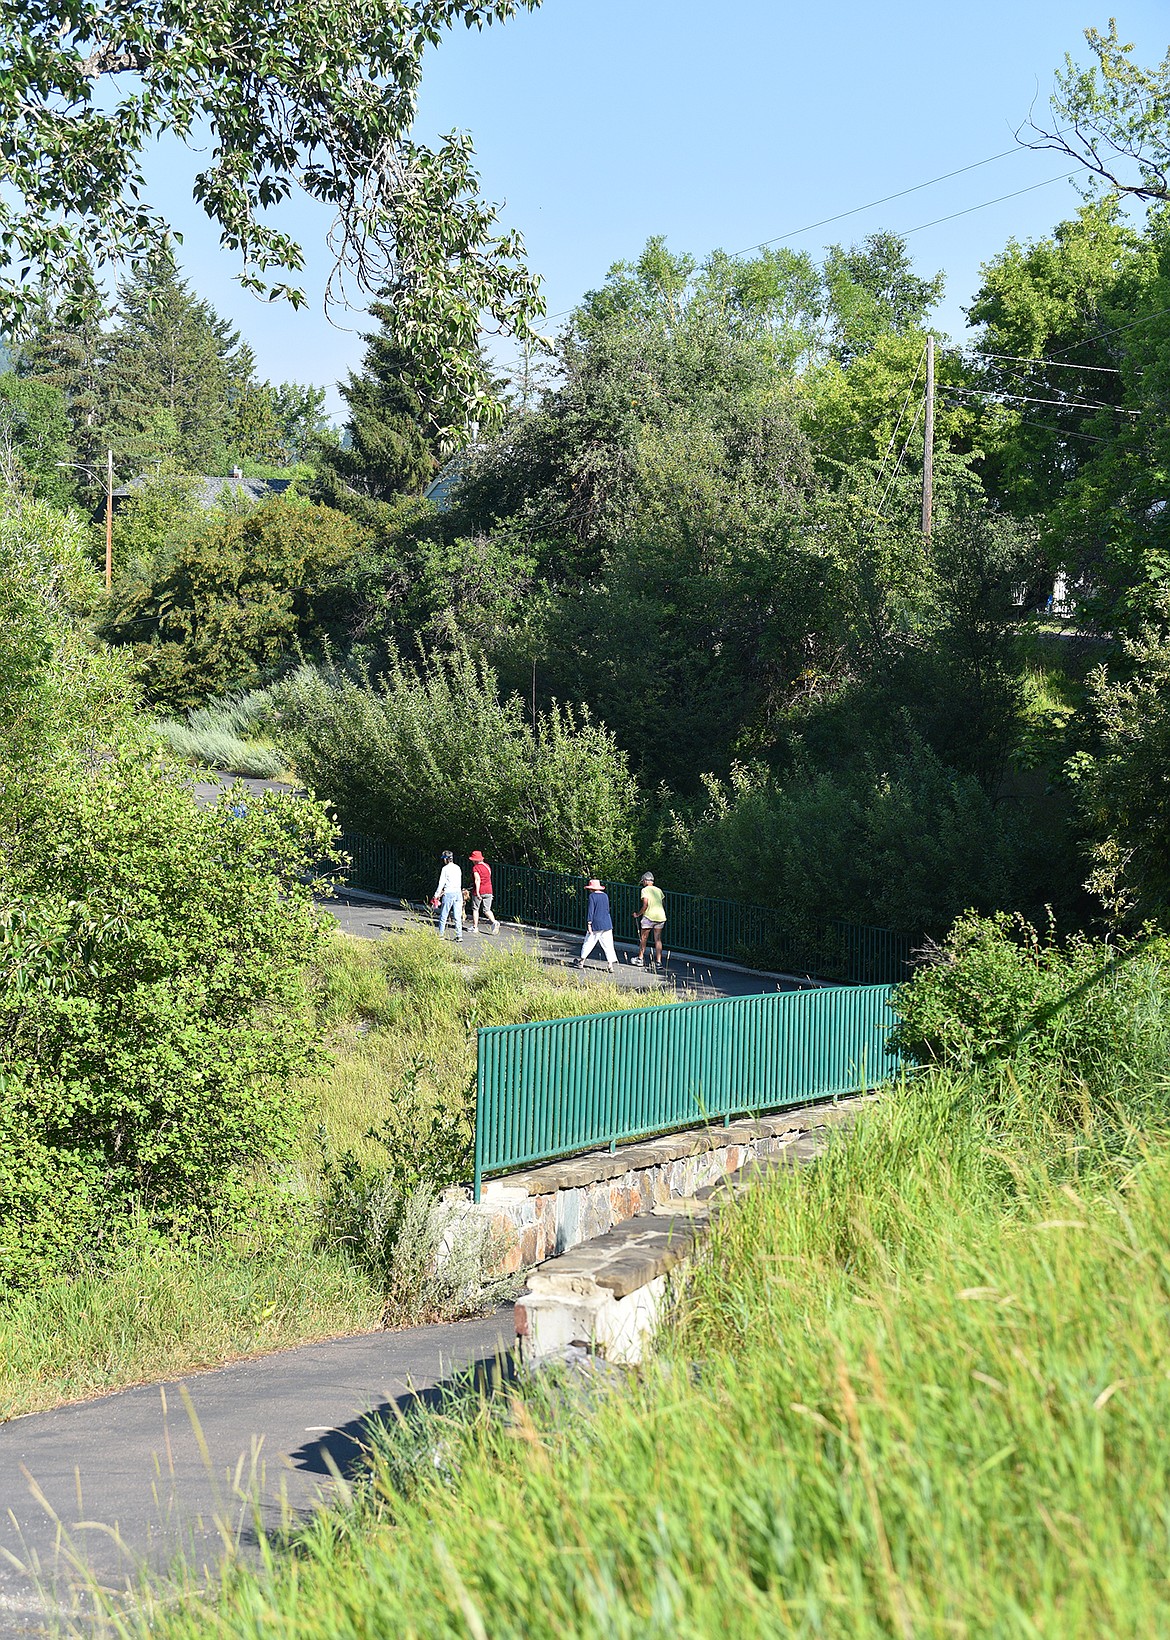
left=442, top=1099, right=868, bottom=1276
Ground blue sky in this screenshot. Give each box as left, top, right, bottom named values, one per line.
left=145, top=2, right=1168, bottom=420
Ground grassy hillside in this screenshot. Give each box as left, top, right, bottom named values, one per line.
left=138, top=1056, right=1170, bottom=1638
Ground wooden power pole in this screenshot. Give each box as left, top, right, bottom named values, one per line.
left=104, top=449, right=113, bottom=591
left=921, top=335, right=934, bottom=540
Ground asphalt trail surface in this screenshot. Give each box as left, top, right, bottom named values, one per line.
left=0, top=1311, right=512, bottom=1635
left=0, top=781, right=798, bottom=1631
left=190, top=775, right=803, bottom=1000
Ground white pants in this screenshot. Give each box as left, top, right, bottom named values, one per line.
left=580, top=929, right=616, bottom=963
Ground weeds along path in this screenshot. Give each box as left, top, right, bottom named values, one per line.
left=0, top=1309, right=512, bottom=1636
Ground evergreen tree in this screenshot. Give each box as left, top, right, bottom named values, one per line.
left=20, top=309, right=107, bottom=480
left=98, top=255, right=256, bottom=473
left=327, top=293, right=480, bottom=499
left=0, top=374, right=76, bottom=505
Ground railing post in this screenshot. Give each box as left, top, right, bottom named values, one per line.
left=473, top=1027, right=484, bottom=1202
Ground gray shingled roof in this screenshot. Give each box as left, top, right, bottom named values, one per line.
left=111, top=474, right=293, bottom=507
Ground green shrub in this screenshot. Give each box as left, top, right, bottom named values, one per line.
left=661, top=743, right=1025, bottom=935
left=279, top=650, right=637, bottom=875
left=891, top=910, right=1170, bottom=1101
left=0, top=763, right=338, bottom=1288
left=103, top=496, right=364, bottom=712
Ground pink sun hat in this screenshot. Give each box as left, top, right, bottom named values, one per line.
left=585, top=878, right=603, bottom=890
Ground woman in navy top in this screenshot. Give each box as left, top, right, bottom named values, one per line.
left=577, top=878, right=617, bottom=971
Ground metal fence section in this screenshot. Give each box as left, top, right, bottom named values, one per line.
left=473, top=983, right=899, bottom=1196
left=336, top=832, right=913, bottom=984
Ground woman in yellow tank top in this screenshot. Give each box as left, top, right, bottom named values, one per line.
left=632, top=872, right=666, bottom=967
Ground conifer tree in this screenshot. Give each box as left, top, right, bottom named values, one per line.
left=98, top=254, right=255, bottom=472
left=20, top=310, right=107, bottom=477
left=327, top=295, right=442, bottom=499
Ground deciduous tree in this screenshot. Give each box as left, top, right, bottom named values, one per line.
left=0, top=0, right=544, bottom=433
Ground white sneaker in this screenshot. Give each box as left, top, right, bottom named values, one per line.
left=630, top=957, right=643, bottom=967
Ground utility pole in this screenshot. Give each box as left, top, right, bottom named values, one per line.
left=104, top=448, right=114, bottom=591
left=921, top=335, right=934, bottom=541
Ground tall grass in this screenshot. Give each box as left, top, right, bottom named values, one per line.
left=155, top=685, right=289, bottom=778
left=306, top=928, right=668, bottom=1162
left=133, top=1056, right=1170, bottom=1638
left=0, top=1218, right=380, bottom=1420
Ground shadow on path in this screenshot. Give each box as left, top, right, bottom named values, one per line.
left=0, top=1311, right=513, bottom=1636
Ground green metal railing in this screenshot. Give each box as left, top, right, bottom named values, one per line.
left=473, top=983, right=898, bottom=1196
left=336, top=832, right=913, bottom=985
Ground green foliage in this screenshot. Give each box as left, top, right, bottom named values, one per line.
left=821, top=229, right=944, bottom=363
left=1068, top=608, right=1170, bottom=920
left=326, top=296, right=446, bottom=498
left=97, top=254, right=257, bottom=472
left=0, top=1213, right=379, bottom=1421
left=281, top=650, right=637, bottom=875
left=968, top=200, right=1170, bottom=629
left=315, top=1059, right=499, bottom=1326
left=126, top=1059, right=1170, bottom=1638
left=0, top=373, right=75, bottom=504
left=0, top=495, right=126, bottom=766
left=662, top=743, right=1024, bottom=936
left=1029, top=22, right=1170, bottom=203
left=104, top=496, right=364, bottom=711
left=154, top=682, right=291, bottom=778
left=0, top=766, right=337, bottom=1289
left=891, top=911, right=1170, bottom=1099
left=108, top=473, right=209, bottom=587
left=0, top=0, right=544, bottom=438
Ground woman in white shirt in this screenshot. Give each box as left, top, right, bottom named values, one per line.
left=433, top=850, right=463, bottom=941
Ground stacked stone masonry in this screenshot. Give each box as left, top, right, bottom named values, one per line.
left=442, top=1099, right=870, bottom=1278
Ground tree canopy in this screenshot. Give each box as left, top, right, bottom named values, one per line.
left=0, top=0, right=544, bottom=435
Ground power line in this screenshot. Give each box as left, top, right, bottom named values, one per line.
left=728, top=142, right=1063, bottom=259
left=878, top=397, right=925, bottom=516
left=1010, top=417, right=1111, bottom=445
left=894, top=173, right=1077, bottom=238
left=949, top=344, right=1124, bottom=375
left=945, top=383, right=1139, bottom=414
left=1047, top=303, right=1170, bottom=358
left=516, top=142, right=1078, bottom=338
left=940, top=392, right=1113, bottom=443
left=873, top=342, right=926, bottom=490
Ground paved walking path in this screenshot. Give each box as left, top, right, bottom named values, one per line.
left=0, top=1310, right=512, bottom=1635
left=191, top=775, right=803, bottom=999
left=0, top=780, right=803, bottom=1630
left=328, top=886, right=801, bottom=999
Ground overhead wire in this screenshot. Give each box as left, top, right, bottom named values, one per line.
left=940, top=391, right=1115, bottom=444
left=877, top=397, right=925, bottom=516
left=944, top=384, right=1139, bottom=414
left=872, top=341, right=927, bottom=491
left=948, top=344, right=1125, bottom=374
left=496, top=137, right=1080, bottom=361
left=1046, top=303, right=1170, bottom=358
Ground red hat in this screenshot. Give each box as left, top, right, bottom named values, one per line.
left=468, top=850, right=485, bottom=862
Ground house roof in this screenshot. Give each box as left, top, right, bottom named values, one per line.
left=423, top=453, right=473, bottom=513
left=110, top=474, right=293, bottom=508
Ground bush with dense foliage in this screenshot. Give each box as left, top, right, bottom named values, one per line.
left=0, top=765, right=336, bottom=1289
left=279, top=650, right=638, bottom=875
left=0, top=491, right=339, bottom=1289
left=659, top=745, right=1025, bottom=936
left=891, top=910, right=1170, bottom=1100
left=103, top=496, right=364, bottom=712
